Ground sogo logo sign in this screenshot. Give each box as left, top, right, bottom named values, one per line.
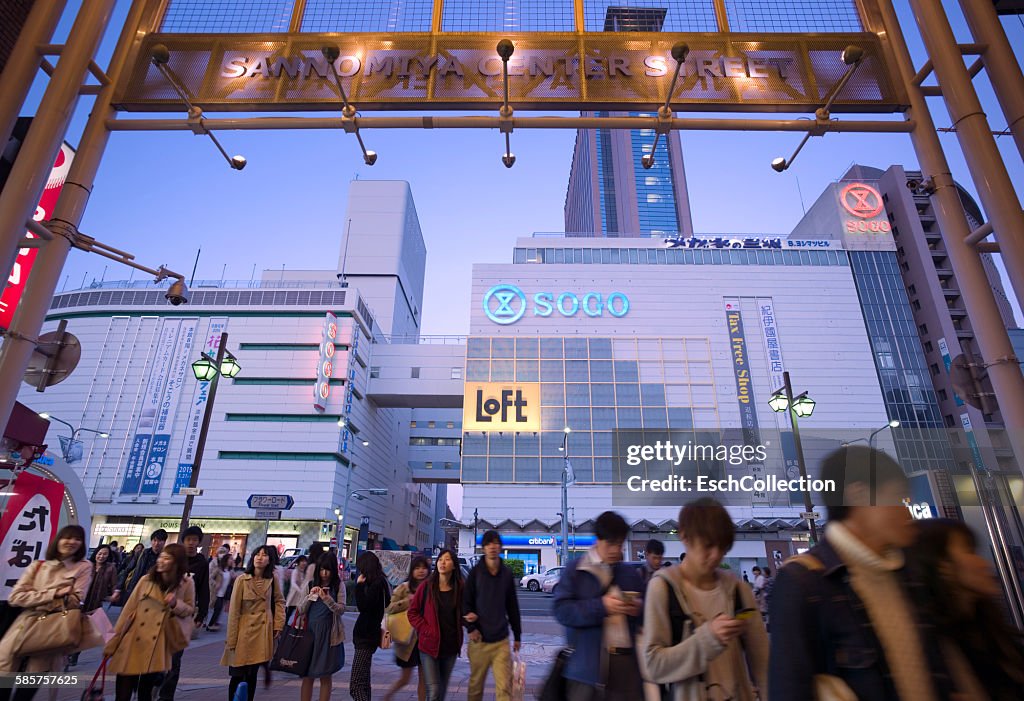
left=483, top=284, right=629, bottom=325
left=840, top=182, right=891, bottom=234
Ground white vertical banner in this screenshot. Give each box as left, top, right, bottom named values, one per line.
left=120, top=319, right=182, bottom=495
left=173, top=317, right=228, bottom=495
left=140, top=319, right=198, bottom=495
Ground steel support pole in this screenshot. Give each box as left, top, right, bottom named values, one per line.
left=560, top=470, right=569, bottom=566
left=339, top=469, right=354, bottom=563
left=907, top=0, right=1024, bottom=314
left=0, top=0, right=67, bottom=149
left=0, top=0, right=113, bottom=285
left=179, top=332, right=227, bottom=539
left=784, top=372, right=818, bottom=545
left=0, top=0, right=133, bottom=438
left=877, top=0, right=1024, bottom=622
left=958, top=0, right=1024, bottom=162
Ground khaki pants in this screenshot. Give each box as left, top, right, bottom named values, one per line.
left=467, top=638, right=512, bottom=701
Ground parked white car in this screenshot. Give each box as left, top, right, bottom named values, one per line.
left=521, top=566, right=563, bottom=592
left=541, top=569, right=562, bottom=594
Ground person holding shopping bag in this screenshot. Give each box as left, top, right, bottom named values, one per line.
left=221, top=546, right=285, bottom=701
left=103, top=543, right=195, bottom=701
left=384, top=555, right=430, bottom=701
left=296, top=553, right=346, bottom=701
left=0, top=524, right=93, bottom=701
left=68, top=544, right=119, bottom=667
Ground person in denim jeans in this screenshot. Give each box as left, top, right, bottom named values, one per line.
left=408, top=549, right=463, bottom=701
left=769, top=446, right=954, bottom=701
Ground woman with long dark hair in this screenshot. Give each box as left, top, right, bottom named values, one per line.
left=220, top=546, right=285, bottom=701
left=297, top=553, right=346, bottom=701
left=408, top=549, right=463, bottom=701
left=68, top=544, right=119, bottom=666
left=0, top=525, right=92, bottom=700
left=104, top=543, right=195, bottom=701
left=906, top=518, right=1024, bottom=701
left=350, top=551, right=391, bottom=701
left=384, top=555, right=430, bottom=701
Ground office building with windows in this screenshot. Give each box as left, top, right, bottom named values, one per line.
left=17, top=181, right=446, bottom=559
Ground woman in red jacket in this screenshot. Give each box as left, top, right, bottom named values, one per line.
left=407, top=549, right=463, bottom=701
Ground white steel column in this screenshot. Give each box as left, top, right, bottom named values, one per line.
left=0, top=0, right=67, bottom=148
left=878, top=0, right=1024, bottom=626
left=0, top=0, right=113, bottom=286
left=907, top=0, right=1024, bottom=313
left=958, top=0, right=1024, bottom=162
left=0, top=0, right=140, bottom=436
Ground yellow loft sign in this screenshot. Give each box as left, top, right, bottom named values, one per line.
left=463, top=382, right=542, bottom=433
left=114, top=33, right=904, bottom=112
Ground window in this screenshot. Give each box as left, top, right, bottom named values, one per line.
left=411, top=367, right=420, bottom=379
left=923, top=341, right=933, bottom=353
left=428, top=421, right=436, bottom=428
left=370, top=366, right=380, bottom=378
left=410, top=420, right=417, bottom=428
left=918, top=324, right=928, bottom=335
left=944, top=414, right=955, bottom=427
left=446, top=421, right=455, bottom=429
left=908, top=284, right=916, bottom=296
left=451, top=367, right=463, bottom=380
left=930, top=363, right=941, bottom=376
left=425, top=462, right=433, bottom=469
left=938, top=389, right=948, bottom=401
left=912, top=300, right=921, bottom=311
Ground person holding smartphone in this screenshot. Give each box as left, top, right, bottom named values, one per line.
left=641, top=498, right=768, bottom=701
left=296, top=553, right=345, bottom=701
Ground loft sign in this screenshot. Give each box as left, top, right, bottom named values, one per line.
left=483, top=284, right=628, bottom=325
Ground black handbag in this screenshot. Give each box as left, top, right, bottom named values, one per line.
left=536, top=646, right=573, bottom=701
left=270, top=612, right=314, bottom=677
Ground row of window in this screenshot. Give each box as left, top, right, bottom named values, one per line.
left=466, top=359, right=713, bottom=384
left=512, top=247, right=849, bottom=267
left=410, top=437, right=462, bottom=446
left=50, top=289, right=348, bottom=309
left=466, top=337, right=710, bottom=361
left=410, top=420, right=460, bottom=430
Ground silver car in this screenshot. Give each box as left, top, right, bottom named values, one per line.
left=541, top=569, right=562, bottom=594
left=521, top=566, right=562, bottom=592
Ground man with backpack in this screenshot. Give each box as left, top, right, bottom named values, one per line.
left=642, top=498, right=767, bottom=701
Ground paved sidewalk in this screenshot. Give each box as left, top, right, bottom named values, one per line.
left=52, top=615, right=564, bottom=700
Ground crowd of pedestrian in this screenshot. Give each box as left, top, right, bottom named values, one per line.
left=0, top=445, right=1022, bottom=701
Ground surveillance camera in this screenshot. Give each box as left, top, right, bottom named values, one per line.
left=841, top=45, right=864, bottom=66
left=322, top=46, right=340, bottom=62
left=496, top=40, right=515, bottom=60
left=640, top=154, right=655, bottom=169
left=671, top=42, right=690, bottom=63
left=363, top=150, right=378, bottom=166
left=906, top=178, right=920, bottom=191
left=502, top=153, right=516, bottom=168
left=165, top=279, right=190, bottom=306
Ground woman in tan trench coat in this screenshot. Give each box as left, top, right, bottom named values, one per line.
left=221, top=545, right=285, bottom=701
left=0, top=524, right=93, bottom=698
left=103, top=543, right=195, bottom=701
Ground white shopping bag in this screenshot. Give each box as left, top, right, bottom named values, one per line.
left=511, top=652, right=526, bottom=701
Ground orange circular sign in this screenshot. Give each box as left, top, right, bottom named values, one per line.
left=840, top=183, right=884, bottom=219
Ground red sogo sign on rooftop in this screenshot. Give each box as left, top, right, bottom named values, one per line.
left=0, top=144, right=75, bottom=331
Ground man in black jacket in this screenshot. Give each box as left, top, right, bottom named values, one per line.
left=119, top=528, right=167, bottom=600
left=159, top=525, right=210, bottom=701
left=463, top=530, right=523, bottom=701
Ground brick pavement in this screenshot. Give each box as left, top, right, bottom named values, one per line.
left=52, top=615, right=565, bottom=701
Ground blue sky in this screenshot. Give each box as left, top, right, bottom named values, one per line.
left=24, top=2, right=1024, bottom=338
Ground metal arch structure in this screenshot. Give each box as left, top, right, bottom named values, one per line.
left=1, top=0, right=1024, bottom=615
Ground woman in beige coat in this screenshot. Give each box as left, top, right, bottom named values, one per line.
left=103, top=543, right=195, bottom=701
left=221, top=545, right=285, bottom=701
left=0, top=525, right=93, bottom=683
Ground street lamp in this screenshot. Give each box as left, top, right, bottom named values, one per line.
left=37, top=412, right=110, bottom=463
left=179, top=332, right=240, bottom=539
left=842, top=419, right=900, bottom=449
left=337, top=485, right=388, bottom=561
left=769, top=371, right=818, bottom=544
left=560, top=426, right=575, bottom=565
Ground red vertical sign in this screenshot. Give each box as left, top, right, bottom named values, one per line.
left=0, top=471, right=66, bottom=599
left=0, top=143, right=75, bottom=330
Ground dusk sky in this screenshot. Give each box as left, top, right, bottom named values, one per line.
left=25, top=1, right=1024, bottom=338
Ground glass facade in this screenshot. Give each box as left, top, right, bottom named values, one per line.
left=462, top=336, right=719, bottom=484
left=633, top=117, right=680, bottom=235
left=849, top=251, right=953, bottom=473
left=595, top=122, right=618, bottom=236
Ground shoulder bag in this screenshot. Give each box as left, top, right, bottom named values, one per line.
left=271, top=609, right=314, bottom=676
left=379, top=583, right=392, bottom=649
left=15, top=594, right=83, bottom=657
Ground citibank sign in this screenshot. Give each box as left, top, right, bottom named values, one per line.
left=483, top=284, right=629, bottom=325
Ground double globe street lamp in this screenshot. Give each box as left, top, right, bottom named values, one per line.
left=179, top=332, right=240, bottom=539
left=768, top=371, right=819, bottom=544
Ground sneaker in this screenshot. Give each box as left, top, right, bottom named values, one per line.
left=207, top=624, right=221, bottom=631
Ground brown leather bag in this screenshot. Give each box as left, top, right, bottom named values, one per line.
left=14, top=596, right=82, bottom=656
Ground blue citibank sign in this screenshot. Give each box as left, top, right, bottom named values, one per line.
left=475, top=533, right=598, bottom=547
left=483, top=284, right=629, bottom=325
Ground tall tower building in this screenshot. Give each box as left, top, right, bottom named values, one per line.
left=564, top=6, right=695, bottom=238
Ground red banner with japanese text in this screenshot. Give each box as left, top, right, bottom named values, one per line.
left=0, top=143, right=75, bottom=330
left=0, top=472, right=65, bottom=599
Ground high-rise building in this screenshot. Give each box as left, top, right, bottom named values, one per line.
left=563, top=5, right=695, bottom=238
